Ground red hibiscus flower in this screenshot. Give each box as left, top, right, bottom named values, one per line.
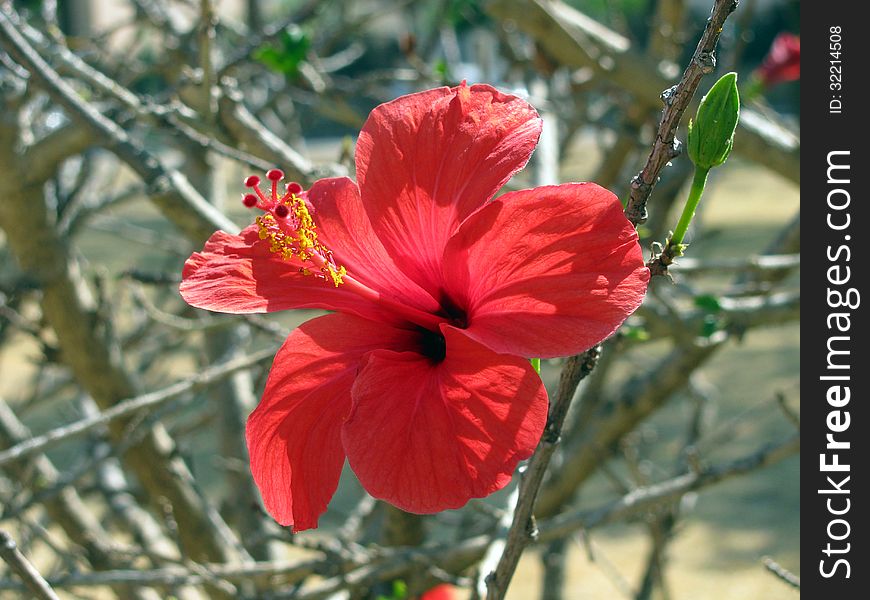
left=421, top=584, right=455, bottom=600
left=180, top=83, right=649, bottom=531
left=756, top=32, right=800, bottom=88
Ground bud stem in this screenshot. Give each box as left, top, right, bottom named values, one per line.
left=670, top=166, right=710, bottom=247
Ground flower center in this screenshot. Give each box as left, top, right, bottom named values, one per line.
left=418, top=328, right=447, bottom=363
left=242, top=169, right=347, bottom=287
left=438, top=291, right=468, bottom=329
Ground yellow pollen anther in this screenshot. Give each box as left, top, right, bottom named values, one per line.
left=326, top=264, right=347, bottom=287
left=254, top=194, right=346, bottom=286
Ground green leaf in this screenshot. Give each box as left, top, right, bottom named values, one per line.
left=529, top=357, right=541, bottom=374
left=375, top=579, right=408, bottom=600
left=693, top=294, right=723, bottom=313
left=433, top=59, right=450, bottom=83
left=623, top=325, right=650, bottom=341
left=254, top=27, right=311, bottom=78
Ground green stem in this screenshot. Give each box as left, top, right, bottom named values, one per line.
left=671, top=166, right=710, bottom=246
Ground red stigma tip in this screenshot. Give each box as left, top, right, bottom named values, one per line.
left=274, top=204, right=290, bottom=218
left=286, top=182, right=303, bottom=195
left=242, top=194, right=258, bottom=208
left=266, top=169, right=285, bottom=182
left=244, top=175, right=260, bottom=187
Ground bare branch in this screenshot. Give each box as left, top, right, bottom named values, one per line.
left=484, top=347, right=601, bottom=599
left=0, top=400, right=126, bottom=571
left=0, top=557, right=322, bottom=592
left=486, top=0, right=799, bottom=188
left=197, top=0, right=218, bottom=120
left=638, top=291, right=800, bottom=342
left=0, top=6, right=238, bottom=243
left=668, top=253, right=800, bottom=276
left=762, top=556, right=800, bottom=590
left=22, top=122, right=94, bottom=185
left=11, top=432, right=790, bottom=599
left=0, top=347, right=276, bottom=469
left=623, top=0, right=738, bottom=226
left=218, top=85, right=346, bottom=184
left=542, top=434, right=799, bottom=537
left=0, top=530, right=60, bottom=600
left=0, top=178, right=245, bottom=565
left=733, top=211, right=800, bottom=288
left=536, top=341, right=716, bottom=517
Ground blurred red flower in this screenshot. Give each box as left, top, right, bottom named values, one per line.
left=756, top=32, right=800, bottom=87
left=180, top=83, right=648, bottom=530
left=421, top=584, right=455, bottom=600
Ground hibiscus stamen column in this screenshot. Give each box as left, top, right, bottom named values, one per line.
left=242, top=170, right=447, bottom=332
left=243, top=169, right=346, bottom=285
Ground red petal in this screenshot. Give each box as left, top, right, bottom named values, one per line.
left=341, top=326, right=547, bottom=514
left=356, top=83, right=542, bottom=293
left=180, top=224, right=398, bottom=323
left=247, top=313, right=419, bottom=530
left=306, top=177, right=442, bottom=316
left=442, top=183, right=649, bottom=358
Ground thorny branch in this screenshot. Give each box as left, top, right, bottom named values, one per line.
left=624, top=0, right=739, bottom=227
left=484, top=349, right=600, bottom=599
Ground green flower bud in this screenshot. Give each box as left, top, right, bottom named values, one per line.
left=687, top=72, right=740, bottom=170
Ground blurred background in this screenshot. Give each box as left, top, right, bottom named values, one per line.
left=0, top=0, right=799, bottom=598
